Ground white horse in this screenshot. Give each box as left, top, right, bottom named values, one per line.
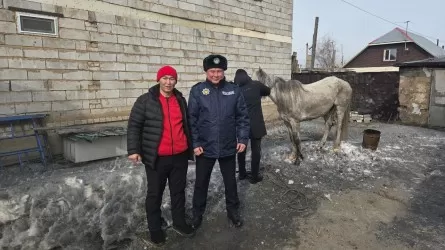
left=255, top=68, right=352, bottom=165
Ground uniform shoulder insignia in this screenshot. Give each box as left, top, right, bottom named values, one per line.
left=192, top=82, right=203, bottom=87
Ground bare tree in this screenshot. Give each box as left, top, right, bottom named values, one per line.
left=315, top=34, right=338, bottom=69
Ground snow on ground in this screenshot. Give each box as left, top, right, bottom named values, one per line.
left=0, top=156, right=228, bottom=249
left=1, top=120, right=445, bottom=249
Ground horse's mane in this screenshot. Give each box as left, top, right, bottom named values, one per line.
left=255, top=68, right=306, bottom=94
left=274, top=76, right=307, bottom=93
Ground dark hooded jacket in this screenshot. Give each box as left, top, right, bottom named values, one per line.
left=234, top=69, right=271, bottom=139
left=127, top=84, right=193, bottom=169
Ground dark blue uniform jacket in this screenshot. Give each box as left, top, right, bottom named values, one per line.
left=188, top=79, right=250, bottom=158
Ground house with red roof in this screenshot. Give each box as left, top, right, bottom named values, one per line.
left=343, top=28, right=445, bottom=71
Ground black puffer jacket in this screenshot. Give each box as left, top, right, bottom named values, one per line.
left=127, top=84, right=193, bottom=169
left=234, top=69, right=271, bottom=139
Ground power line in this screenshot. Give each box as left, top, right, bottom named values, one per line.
left=339, top=0, right=445, bottom=43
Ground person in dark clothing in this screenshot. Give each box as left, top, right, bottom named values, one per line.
left=127, top=65, right=195, bottom=246
left=188, top=54, right=250, bottom=229
left=234, top=69, right=271, bottom=184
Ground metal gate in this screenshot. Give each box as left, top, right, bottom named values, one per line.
left=429, top=69, right=445, bottom=127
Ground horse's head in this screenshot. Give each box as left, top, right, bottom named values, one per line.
left=255, top=67, right=275, bottom=88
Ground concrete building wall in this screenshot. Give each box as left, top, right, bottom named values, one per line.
left=0, top=0, right=291, bottom=161
left=399, top=68, right=432, bottom=126
left=399, top=67, right=445, bottom=127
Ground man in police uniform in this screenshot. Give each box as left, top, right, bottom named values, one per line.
left=188, top=54, right=250, bottom=229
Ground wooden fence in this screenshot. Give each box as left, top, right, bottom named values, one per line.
left=292, top=71, right=400, bottom=121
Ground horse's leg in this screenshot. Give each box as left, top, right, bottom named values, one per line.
left=283, top=119, right=298, bottom=163
left=289, top=118, right=303, bottom=164
left=319, top=108, right=335, bottom=149
left=333, top=106, right=346, bottom=151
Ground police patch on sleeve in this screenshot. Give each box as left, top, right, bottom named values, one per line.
left=202, top=88, right=210, bottom=95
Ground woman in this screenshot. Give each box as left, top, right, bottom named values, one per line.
left=127, top=65, right=195, bottom=245
left=234, top=69, right=271, bottom=184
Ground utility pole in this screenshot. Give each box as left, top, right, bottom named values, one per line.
left=404, top=21, right=410, bottom=35
left=310, top=16, right=319, bottom=70
left=404, top=21, right=410, bottom=50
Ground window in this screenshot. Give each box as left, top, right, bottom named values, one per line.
left=383, top=49, right=397, bottom=61
left=16, top=12, right=58, bottom=36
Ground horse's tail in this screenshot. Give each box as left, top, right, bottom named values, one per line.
left=340, top=101, right=350, bottom=141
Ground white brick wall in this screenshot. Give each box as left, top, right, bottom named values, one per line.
left=0, top=0, right=291, bottom=127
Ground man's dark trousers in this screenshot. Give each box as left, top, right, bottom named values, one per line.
left=144, top=151, right=188, bottom=231
left=237, top=138, right=262, bottom=178
left=193, top=155, right=239, bottom=217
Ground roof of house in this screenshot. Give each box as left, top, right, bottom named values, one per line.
left=396, top=57, right=445, bottom=68
left=370, top=28, right=445, bottom=58
left=344, top=28, right=445, bottom=68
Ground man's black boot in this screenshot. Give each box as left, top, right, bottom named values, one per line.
left=149, top=230, right=166, bottom=246
left=227, top=211, right=243, bottom=228
left=191, top=215, right=202, bottom=229
left=249, top=174, right=263, bottom=184
left=173, top=221, right=195, bottom=237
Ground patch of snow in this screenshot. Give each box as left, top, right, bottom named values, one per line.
left=0, top=159, right=227, bottom=249
left=64, top=177, right=83, bottom=189
left=381, top=157, right=416, bottom=163
left=340, top=142, right=375, bottom=163
left=413, top=137, right=445, bottom=141
left=411, top=103, right=421, bottom=115
left=0, top=194, right=29, bottom=224
left=428, top=170, right=443, bottom=177
left=384, top=145, right=402, bottom=150
left=324, top=194, right=332, bottom=202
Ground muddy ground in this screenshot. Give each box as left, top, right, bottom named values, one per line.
left=1, top=119, right=445, bottom=250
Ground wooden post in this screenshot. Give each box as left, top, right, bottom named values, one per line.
left=291, top=51, right=299, bottom=73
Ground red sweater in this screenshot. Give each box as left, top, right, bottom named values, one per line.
left=157, top=94, right=188, bottom=156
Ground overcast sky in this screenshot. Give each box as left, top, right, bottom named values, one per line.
left=292, top=0, right=445, bottom=67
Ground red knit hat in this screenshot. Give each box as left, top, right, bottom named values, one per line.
left=156, top=65, right=177, bottom=82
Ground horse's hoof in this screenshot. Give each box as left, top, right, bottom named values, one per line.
left=332, top=148, right=340, bottom=153
left=284, top=158, right=295, bottom=164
